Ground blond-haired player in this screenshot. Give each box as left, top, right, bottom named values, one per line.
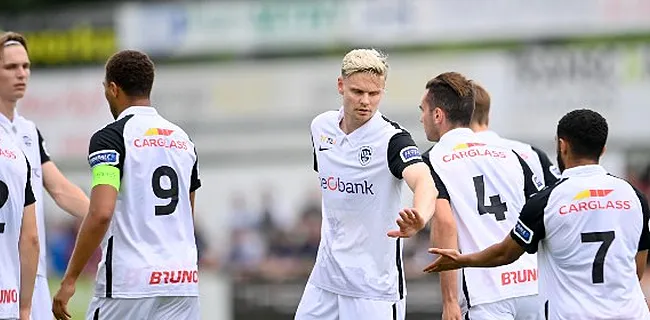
left=294, top=49, right=439, bottom=320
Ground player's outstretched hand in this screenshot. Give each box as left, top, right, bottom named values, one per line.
left=52, top=280, right=75, bottom=320
left=387, top=208, right=425, bottom=238
left=423, top=248, right=463, bottom=273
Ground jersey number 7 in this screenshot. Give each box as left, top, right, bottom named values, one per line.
left=0, top=181, right=8, bottom=233
left=152, top=166, right=179, bottom=216
left=473, top=175, right=507, bottom=221
left=581, top=231, right=615, bottom=284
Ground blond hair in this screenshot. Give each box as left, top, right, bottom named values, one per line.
left=470, top=81, right=491, bottom=126
left=341, top=49, right=388, bottom=78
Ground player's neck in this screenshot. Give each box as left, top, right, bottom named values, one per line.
left=339, top=117, right=366, bottom=135
left=566, top=158, right=599, bottom=170
left=126, top=98, right=151, bottom=107
left=0, top=99, right=16, bottom=121
left=470, top=123, right=488, bottom=132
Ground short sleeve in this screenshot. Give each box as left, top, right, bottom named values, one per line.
left=633, top=186, right=650, bottom=251
left=387, top=131, right=423, bottom=179
left=510, top=186, right=555, bottom=254
left=531, top=146, right=560, bottom=186
left=88, top=126, right=126, bottom=173
left=514, top=151, right=543, bottom=198
left=190, top=148, right=201, bottom=193
left=23, top=158, right=35, bottom=207
left=422, top=151, right=449, bottom=200
left=36, top=129, right=51, bottom=164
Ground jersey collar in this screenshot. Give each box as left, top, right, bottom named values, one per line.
left=475, top=130, right=500, bottom=140
left=561, top=164, right=607, bottom=178
left=117, top=106, right=158, bottom=120
left=336, top=107, right=383, bottom=147
left=0, top=111, right=17, bottom=136
left=439, top=127, right=474, bottom=144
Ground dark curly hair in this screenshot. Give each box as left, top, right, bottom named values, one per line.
left=557, top=109, right=608, bottom=160
left=424, top=72, right=474, bottom=126
left=105, top=50, right=154, bottom=97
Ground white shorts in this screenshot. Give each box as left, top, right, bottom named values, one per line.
left=464, top=295, right=545, bottom=320
left=294, top=283, right=406, bottom=320
left=86, top=296, right=200, bottom=320
left=30, top=275, right=53, bottom=320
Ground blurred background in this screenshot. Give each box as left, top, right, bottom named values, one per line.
left=2, top=0, right=650, bottom=319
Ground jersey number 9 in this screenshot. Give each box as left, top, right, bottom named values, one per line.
left=152, top=166, right=179, bottom=216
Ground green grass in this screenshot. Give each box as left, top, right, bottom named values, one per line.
left=48, top=276, right=94, bottom=318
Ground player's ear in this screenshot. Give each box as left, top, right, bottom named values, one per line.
left=434, top=107, right=443, bottom=123
left=600, top=145, right=606, bottom=157
left=337, top=76, right=344, bottom=95
left=107, top=81, right=119, bottom=98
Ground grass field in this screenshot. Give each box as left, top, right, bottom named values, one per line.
left=48, top=277, right=94, bottom=318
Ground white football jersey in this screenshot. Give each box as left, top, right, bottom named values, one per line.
left=308, top=108, right=423, bottom=301
left=0, top=133, right=35, bottom=319
left=511, top=165, right=650, bottom=320
left=0, top=113, right=49, bottom=277
left=87, top=107, right=201, bottom=298
left=476, top=130, right=560, bottom=188
left=423, top=128, right=542, bottom=307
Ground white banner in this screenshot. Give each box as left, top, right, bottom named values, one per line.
left=117, top=0, right=650, bottom=57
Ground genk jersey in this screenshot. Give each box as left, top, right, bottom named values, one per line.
left=0, top=112, right=50, bottom=277
left=309, top=107, right=422, bottom=301
left=422, top=128, right=542, bottom=307
left=0, top=133, right=35, bottom=319
left=476, top=130, right=560, bottom=188
left=87, top=107, right=201, bottom=298
left=511, top=165, right=650, bottom=320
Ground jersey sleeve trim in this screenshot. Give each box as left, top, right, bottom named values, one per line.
left=190, top=150, right=201, bottom=193
left=531, top=145, right=559, bottom=186
left=24, top=157, right=36, bottom=206
left=36, top=128, right=51, bottom=164
left=633, top=184, right=650, bottom=251
left=514, top=151, right=543, bottom=198
left=510, top=179, right=566, bottom=253
left=387, top=131, right=422, bottom=179
left=422, top=150, right=450, bottom=200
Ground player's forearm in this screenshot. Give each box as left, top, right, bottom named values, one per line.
left=432, top=210, right=458, bottom=304
left=63, top=212, right=110, bottom=282
left=413, top=177, right=437, bottom=223
left=18, top=231, right=39, bottom=312
left=51, top=183, right=89, bottom=218
left=462, top=241, right=518, bottom=268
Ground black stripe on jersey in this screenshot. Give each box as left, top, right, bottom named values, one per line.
left=88, top=115, right=132, bottom=178
left=392, top=303, right=397, bottom=320
left=609, top=174, right=650, bottom=251
left=93, top=308, right=100, bottom=320
left=105, top=236, right=114, bottom=298
left=465, top=313, right=470, bottom=320
left=381, top=115, right=403, bottom=131
left=190, top=147, right=201, bottom=193
left=36, top=128, right=50, bottom=164
left=395, top=239, right=404, bottom=300
left=422, top=148, right=450, bottom=200
left=531, top=146, right=559, bottom=187
left=387, top=132, right=422, bottom=180
left=544, top=300, right=549, bottom=320
left=513, top=151, right=539, bottom=198
left=462, top=270, right=471, bottom=309
left=311, top=134, right=318, bottom=173
left=510, top=178, right=569, bottom=254
left=24, top=157, right=35, bottom=206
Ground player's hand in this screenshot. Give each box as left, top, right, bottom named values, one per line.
left=442, top=302, right=463, bottom=320
left=423, top=248, right=463, bottom=273
left=52, top=279, right=75, bottom=320
left=387, top=208, right=426, bottom=238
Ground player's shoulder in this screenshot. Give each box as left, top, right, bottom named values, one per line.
left=91, top=115, right=133, bottom=141
left=529, top=177, right=569, bottom=203
left=604, top=173, right=645, bottom=198
left=14, top=114, right=37, bottom=132
left=311, top=110, right=339, bottom=129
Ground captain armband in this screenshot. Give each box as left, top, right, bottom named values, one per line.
left=92, top=165, right=121, bottom=191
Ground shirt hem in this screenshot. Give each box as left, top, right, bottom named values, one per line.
left=309, top=280, right=404, bottom=302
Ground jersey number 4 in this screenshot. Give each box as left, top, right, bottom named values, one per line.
left=473, top=175, right=507, bottom=221
left=581, top=231, right=615, bottom=284
left=152, top=166, right=179, bottom=216
left=0, top=181, right=9, bottom=233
